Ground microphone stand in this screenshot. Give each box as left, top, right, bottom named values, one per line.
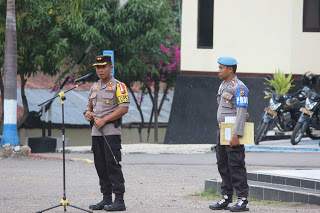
left=97, top=127, right=119, bottom=165
left=36, top=80, right=92, bottom=213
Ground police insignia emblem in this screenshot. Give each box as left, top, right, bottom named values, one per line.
left=119, top=83, right=126, bottom=94
left=106, top=100, right=109, bottom=104
left=239, top=86, right=245, bottom=97
left=229, top=80, right=235, bottom=89
left=226, top=100, right=229, bottom=104
left=224, top=94, right=230, bottom=99
left=109, top=81, right=113, bottom=85
left=107, top=86, right=113, bottom=90
left=92, top=100, right=95, bottom=106
left=94, top=85, right=98, bottom=89
left=90, top=93, right=96, bottom=98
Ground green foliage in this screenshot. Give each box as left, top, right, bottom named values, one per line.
left=0, top=0, right=73, bottom=78
left=1, top=0, right=179, bottom=83
left=264, top=69, right=295, bottom=97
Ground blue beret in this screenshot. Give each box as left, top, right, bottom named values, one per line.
left=217, top=57, right=238, bottom=66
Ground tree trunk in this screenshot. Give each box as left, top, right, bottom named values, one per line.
left=17, top=73, right=29, bottom=129
left=146, top=86, right=153, bottom=142
left=0, top=68, right=4, bottom=135
left=0, top=0, right=19, bottom=146
left=153, top=79, right=159, bottom=142
left=128, top=87, right=144, bottom=142
left=158, top=83, right=170, bottom=114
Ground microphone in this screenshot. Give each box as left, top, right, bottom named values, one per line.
left=74, top=72, right=93, bottom=83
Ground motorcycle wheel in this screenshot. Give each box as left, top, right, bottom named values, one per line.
left=306, top=128, right=320, bottom=139
left=291, top=122, right=304, bottom=145
left=254, top=122, right=269, bottom=145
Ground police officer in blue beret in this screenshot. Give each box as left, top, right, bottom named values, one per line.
left=209, top=57, right=249, bottom=212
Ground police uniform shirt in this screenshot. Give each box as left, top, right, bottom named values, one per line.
left=87, top=76, right=130, bottom=136
left=217, top=76, right=249, bottom=136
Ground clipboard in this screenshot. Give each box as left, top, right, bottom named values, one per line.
left=220, top=122, right=254, bottom=145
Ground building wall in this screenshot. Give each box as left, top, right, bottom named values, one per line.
left=165, top=0, right=320, bottom=144
left=164, top=75, right=269, bottom=144
left=19, top=127, right=167, bottom=147
left=181, top=0, right=320, bottom=75
left=291, top=1, right=320, bottom=74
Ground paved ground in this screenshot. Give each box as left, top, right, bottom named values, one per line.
left=1, top=150, right=320, bottom=212
left=60, top=137, right=320, bottom=154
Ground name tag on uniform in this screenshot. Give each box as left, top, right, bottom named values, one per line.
left=225, top=116, right=236, bottom=123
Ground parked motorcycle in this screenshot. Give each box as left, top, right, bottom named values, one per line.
left=255, top=72, right=317, bottom=145
left=254, top=90, right=306, bottom=145
left=290, top=90, right=320, bottom=145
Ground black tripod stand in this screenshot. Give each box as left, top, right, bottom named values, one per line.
left=37, top=81, right=92, bottom=213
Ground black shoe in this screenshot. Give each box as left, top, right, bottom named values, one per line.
left=229, top=197, right=249, bottom=212
left=89, top=199, right=112, bottom=210
left=209, top=195, right=232, bottom=210
left=104, top=201, right=126, bottom=211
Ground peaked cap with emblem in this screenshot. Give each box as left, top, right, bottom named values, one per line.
left=93, top=55, right=112, bottom=66
left=218, top=56, right=238, bottom=66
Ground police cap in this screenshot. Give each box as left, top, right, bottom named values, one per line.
left=93, top=55, right=112, bottom=66
left=217, top=56, right=238, bottom=66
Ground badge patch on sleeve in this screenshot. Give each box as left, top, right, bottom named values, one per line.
left=236, top=85, right=248, bottom=107
left=116, top=83, right=130, bottom=104
left=90, top=93, right=96, bottom=99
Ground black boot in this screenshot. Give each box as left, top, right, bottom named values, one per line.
left=89, top=193, right=112, bottom=210
left=229, top=197, right=249, bottom=212
left=104, top=193, right=126, bottom=211
left=209, top=195, right=232, bottom=210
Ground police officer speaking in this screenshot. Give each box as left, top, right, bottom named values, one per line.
left=84, top=55, right=130, bottom=211
left=209, top=57, right=249, bottom=212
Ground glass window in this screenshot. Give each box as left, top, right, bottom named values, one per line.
left=197, top=0, right=214, bottom=48
left=303, top=0, right=320, bottom=32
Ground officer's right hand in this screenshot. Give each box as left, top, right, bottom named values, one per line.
left=85, top=111, right=95, bottom=121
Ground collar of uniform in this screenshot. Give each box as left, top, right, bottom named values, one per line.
left=229, top=75, right=238, bottom=82
left=229, top=75, right=238, bottom=83
left=222, top=75, right=238, bottom=84
left=99, top=76, right=115, bottom=89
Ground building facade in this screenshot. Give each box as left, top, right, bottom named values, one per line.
left=165, top=0, right=320, bottom=144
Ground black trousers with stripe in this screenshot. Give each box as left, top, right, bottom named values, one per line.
left=92, top=135, right=125, bottom=195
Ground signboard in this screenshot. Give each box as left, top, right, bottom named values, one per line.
left=103, top=50, right=114, bottom=76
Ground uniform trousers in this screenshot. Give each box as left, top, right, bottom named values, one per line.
left=216, top=129, right=248, bottom=197
left=92, top=135, right=125, bottom=195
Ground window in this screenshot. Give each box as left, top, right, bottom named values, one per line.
left=303, top=0, right=320, bottom=32
left=197, top=0, right=214, bottom=48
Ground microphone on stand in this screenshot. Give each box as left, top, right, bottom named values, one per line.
left=74, top=72, right=93, bottom=83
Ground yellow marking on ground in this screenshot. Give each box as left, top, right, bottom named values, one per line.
left=71, top=158, right=94, bottom=164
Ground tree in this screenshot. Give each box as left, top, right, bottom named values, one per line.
left=139, top=36, right=181, bottom=142
left=0, top=0, right=180, bottom=143
left=59, top=0, right=180, bottom=142
left=0, top=0, right=19, bottom=146
left=0, top=0, right=86, bottom=132
left=111, top=0, right=180, bottom=142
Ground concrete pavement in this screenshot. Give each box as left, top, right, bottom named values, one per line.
left=58, top=138, right=320, bottom=154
